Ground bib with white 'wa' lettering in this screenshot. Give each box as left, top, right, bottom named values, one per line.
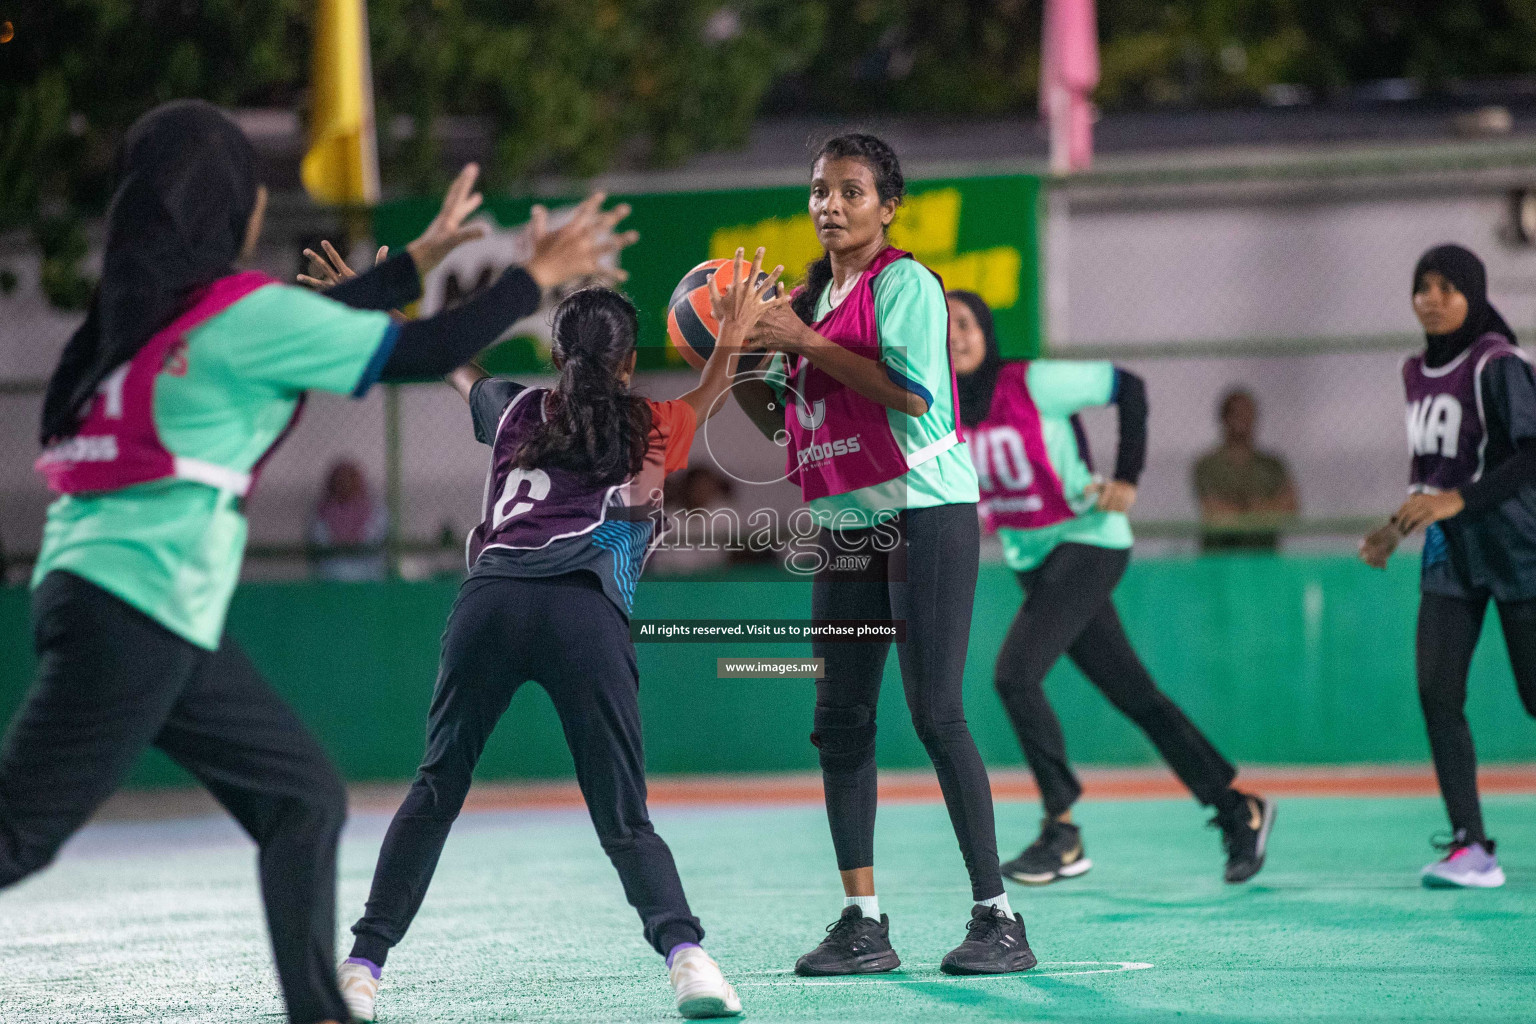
left=1402, top=332, right=1529, bottom=493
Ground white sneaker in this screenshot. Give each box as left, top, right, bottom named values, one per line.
left=338, top=960, right=380, bottom=1022
left=1421, top=836, right=1507, bottom=889
left=668, top=947, right=743, bottom=1019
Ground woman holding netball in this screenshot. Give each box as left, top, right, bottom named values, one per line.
left=947, top=290, right=1274, bottom=887
left=1, top=99, right=631, bottom=1024
left=732, top=134, right=1034, bottom=976
left=1361, top=243, right=1536, bottom=888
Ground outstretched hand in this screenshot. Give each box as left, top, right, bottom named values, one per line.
left=523, top=191, right=639, bottom=291
left=525, top=191, right=638, bottom=291
left=405, top=163, right=490, bottom=275
left=711, top=247, right=787, bottom=351
left=296, top=240, right=387, bottom=290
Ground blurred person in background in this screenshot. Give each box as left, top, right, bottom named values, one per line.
left=308, top=459, right=389, bottom=582
left=1361, top=243, right=1536, bottom=890
left=1192, top=388, right=1299, bottom=552
left=649, top=466, right=736, bottom=575
left=949, top=289, right=1273, bottom=889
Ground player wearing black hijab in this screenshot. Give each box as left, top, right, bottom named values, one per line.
left=950, top=290, right=1272, bottom=886
left=4, top=99, right=633, bottom=1024
left=1362, top=243, right=1536, bottom=888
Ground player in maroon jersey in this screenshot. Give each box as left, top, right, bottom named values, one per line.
left=333, top=249, right=783, bottom=1021
left=1362, top=243, right=1536, bottom=888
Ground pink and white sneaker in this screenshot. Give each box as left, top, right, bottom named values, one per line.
left=1422, top=833, right=1506, bottom=889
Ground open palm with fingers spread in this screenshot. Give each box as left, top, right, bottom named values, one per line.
left=297, top=162, right=490, bottom=290
left=523, top=191, right=639, bottom=291
left=405, top=163, right=490, bottom=274
left=712, top=246, right=788, bottom=352
left=297, top=241, right=387, bottom=290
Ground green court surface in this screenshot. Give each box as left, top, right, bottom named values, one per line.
left=3, top=795, right=1534, bottom=1023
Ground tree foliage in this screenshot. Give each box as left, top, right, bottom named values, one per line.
left=778, top=1, right=1536, bottom=114
left=0, top=0, right=824, bottom=231
left=8, top=0, right=1536, bottom=239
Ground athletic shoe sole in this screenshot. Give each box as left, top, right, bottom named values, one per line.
left=939, top=949, right=1039, bottom=976
left=1421, top=867, right=1507, bottom=889
left=1225, top=799, right=1277, bottom=884
left=793, top=949, right=902, bottom=977
left=677, top=994, right=744, bottom=1018
left=1006, top=857, right=1093, bottom=886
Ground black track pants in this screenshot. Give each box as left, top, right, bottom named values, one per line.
left=350, top=572, right=702, bottom=965
left=810, top=503, right=1004, bottom=902
left=1416, top=591, right=1536, bottom=842
left=994, top=543, right=1238, bottom=818
left=0, top=571, right=350, bottom=1024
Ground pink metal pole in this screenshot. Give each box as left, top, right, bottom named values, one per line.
left=1041, top=0, right=1099, bottom=173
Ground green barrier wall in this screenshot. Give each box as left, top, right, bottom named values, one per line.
left=2, top=556, right=1534, bottom=787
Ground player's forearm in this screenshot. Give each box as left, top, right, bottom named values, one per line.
left=1111, top=368, right=1147, bottom=484
left=798, top=335, right=927, bottom=416
left=325, top=251, right=423, bottom=311
left=732, top=377, right=784, bottom=441
left=380, top=267, right=539, bottom=382
left=447, top=362, right=488, bottom=404
left=680, top=342, right=739, bottom=423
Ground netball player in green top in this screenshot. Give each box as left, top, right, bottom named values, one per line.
left=733, top=133, right=1035, bottom=977
left=2, top=99, right=633, bottom=1024
left=947, top=289, right=1274, bottom=887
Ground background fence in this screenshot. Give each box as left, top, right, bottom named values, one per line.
left=9, top=145, right=1536, bottom=578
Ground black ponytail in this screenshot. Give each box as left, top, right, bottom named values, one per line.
left=515, top=288, right=652, bottom=486
left=792, top=257, right=834, bottom=324
left=790, top=132, right=907, bottom=325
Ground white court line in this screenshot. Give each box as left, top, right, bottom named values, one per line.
left=738, top=961, right=1154, bottom=986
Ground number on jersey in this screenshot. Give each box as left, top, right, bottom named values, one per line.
left=973, top=426, right=1035, bottom=493
left=493, top=467, right=552, bottom=527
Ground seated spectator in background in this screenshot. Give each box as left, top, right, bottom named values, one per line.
left=648, top=466, right=738, bottom=575
left=308, top=459, right=390, bottom=581
left=1192, top=388, right=1298, bottom=552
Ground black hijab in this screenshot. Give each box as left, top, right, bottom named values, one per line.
left=949, top=289, right=1003, bottom=428
left=1413, top=243, right=1516, bottom=370
left=41, top=100, right=258, bottom=443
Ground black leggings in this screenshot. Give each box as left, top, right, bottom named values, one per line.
left=350, top=572, right=702, bottom=965
left=995, top=543, right=1238, bottom=819
left=810, top=503, right=1003, bottom=903
left=1417, top=592, right=1536, bottom=843
left=1, top=572, right=349, bottom=1024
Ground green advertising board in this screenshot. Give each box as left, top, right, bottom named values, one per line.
left=372, top=174, right=1043, bottom=373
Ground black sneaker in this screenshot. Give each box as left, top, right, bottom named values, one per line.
left=1001, top=819, right=1092, bottom=885
left=940, top=904, right=1037, bottom=975
left=793, top=906, right=901, bottom=976
left=1211, top=791, right=1276, bottom=883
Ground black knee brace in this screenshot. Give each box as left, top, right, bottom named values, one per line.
left=811, top=702, right=877, bottom=774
